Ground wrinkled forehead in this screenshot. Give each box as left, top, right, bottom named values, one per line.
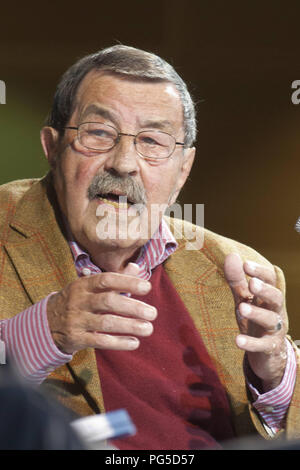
left=71, top=70, right=185, bottom=132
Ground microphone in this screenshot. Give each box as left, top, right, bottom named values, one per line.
left=295, top=217, right=300, bottom=233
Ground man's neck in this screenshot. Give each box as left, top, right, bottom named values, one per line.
left=89, top=245, right=142, bottom=273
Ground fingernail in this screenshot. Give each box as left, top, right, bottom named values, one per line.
left=251, top=277, right=263, bottom=292
left=138, top=281, right=151, bottom=294
left=140, top=321, right=153, bottom=333
left=128, top=338, right=140, bottom=349
left=240, top=303, right=252, bottom=316
left=236, top=336, right=247, bottom=347
left=128, top=262, right=140, bottom=271
left=245, top=260, right=258, bottom=272
left=143, top=306, right=157, bottom=320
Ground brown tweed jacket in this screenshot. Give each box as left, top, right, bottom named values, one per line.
left=0, top=175, right=300, bottom=442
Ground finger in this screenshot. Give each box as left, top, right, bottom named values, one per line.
left=224, top=253, right=252, bottom=303
left=248, top=277, right=283, bottom=312
left=239, top=302, right=285, bottom=332
left=85, top=271, right=152, bottom=296
left=87, top=291, right=157, bottom=320
left=243, top=260, right=277, bottom=286
left=87, top=313, right=153, bottom=337
left=86, top=332, right=141, bottom=351
left=84, top=291, right=157, bottom=321
left=236, top=334, right=281, bottom=353
left=122, top=262, right=141, bottom=277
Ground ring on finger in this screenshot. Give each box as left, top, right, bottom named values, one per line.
left=266, top=314, right=283, bottom=334
left=273, top=314, right=283, bottom=332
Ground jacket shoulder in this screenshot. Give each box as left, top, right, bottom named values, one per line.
left=0, top=178, right=41, bottom=238
left=166, top=216, right=274, bottom=270
left=0, top=178, right=40, bottom=203
left=202, top=226, right=273, bottom=268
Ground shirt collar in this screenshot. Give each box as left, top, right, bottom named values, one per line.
left=68, top=218, right=178, bottom=280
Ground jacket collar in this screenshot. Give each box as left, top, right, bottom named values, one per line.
left=5, top=174, right=78, bottom=304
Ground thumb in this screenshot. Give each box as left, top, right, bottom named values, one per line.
left=224, top=253, right=254, bottom=334
left=224, top=253, right=252, bottom=304
left=122, top=262, right=141, bottom=277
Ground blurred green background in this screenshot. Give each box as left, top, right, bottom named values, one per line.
left=2, top=0, right=300, bottom=338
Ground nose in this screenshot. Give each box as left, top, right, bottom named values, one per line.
left=104, top=134, right=139, bottom=177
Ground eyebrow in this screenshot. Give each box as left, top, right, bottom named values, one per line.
left=140, top=119, right=175, bottom=132
left=80, top=104, right=116, bottom=124
left=80, top=104, right=176, bottom=133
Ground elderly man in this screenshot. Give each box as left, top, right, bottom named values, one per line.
left=0, top=45, right=299, bottom=450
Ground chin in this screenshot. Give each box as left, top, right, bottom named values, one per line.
left=95, top=227, right=149, bottom=251
left=94, top=209, right=150, bottom=245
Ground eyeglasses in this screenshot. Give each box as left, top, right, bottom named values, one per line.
left=64, top=122, right=185, bottom=160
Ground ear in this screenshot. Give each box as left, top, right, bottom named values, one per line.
left=169, top=147, right=196, bottom=205
left=40, top=126, right=60, bottom=169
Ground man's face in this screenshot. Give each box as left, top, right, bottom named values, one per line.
left=41, top=71, right=195, bottom=258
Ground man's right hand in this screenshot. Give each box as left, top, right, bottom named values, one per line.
left=46, top=263, right=157, bottom=355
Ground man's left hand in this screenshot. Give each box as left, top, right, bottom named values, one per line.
left=224, top=253, right=287, bottom=393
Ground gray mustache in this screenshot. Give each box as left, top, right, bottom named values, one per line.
left=87, top=172, right=147, bottom=206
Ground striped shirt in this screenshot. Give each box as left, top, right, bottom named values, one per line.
left=247, top=339, right=296, bottom=433
left=0, top=219, right=296, bottom=434
left=70, top=220, right=177, bottom=281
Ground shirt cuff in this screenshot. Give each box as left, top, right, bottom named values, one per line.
left=246, top=338, right=297, bottom=433
left=0, top=294, right=72, bottom=385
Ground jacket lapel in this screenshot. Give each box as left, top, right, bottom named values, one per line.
left=4, top=176, right=103, bottom=416
left=5, top=175, right=77, bottom=303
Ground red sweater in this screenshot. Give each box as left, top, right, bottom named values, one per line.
left=96, top=264, right=235, bottom=449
